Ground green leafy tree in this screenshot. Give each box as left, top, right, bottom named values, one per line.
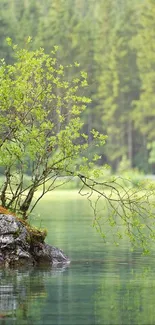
left=0, top=41, right=155, bottom=254
left=0, top=39, right=98, bottom=218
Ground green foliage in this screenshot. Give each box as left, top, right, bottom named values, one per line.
left=0, top=0, right=153, bottom=173
left=148, top=142, right=155, bottom=165
left=80, top=175, right=155, bottom=255
left=0, top=0, right=155, bottom=253
left=96, top=0, right=140, bottom=169
left=117, top=156, right=145, bottom=187
left=117, top=155, right=131, bottom=173
left=0, top=41, right=102, bottom=218
left=132, top=0, right=155, bottom=158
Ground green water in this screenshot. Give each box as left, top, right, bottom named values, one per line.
left=1, top=191, right=155, bottom=325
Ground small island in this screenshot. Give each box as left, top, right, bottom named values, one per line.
left=0, top=208, right=70, bottom=267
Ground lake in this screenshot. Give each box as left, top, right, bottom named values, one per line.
left=0, top=190, right=155, bottom=325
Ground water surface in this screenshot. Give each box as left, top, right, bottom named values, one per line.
left=0, top=191, right=155, bottom=325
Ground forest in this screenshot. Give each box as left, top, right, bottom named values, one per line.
left=0, top=0, right=155, bottom=174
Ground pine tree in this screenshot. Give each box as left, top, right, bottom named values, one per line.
left=95, top=0, right=141, bottom=170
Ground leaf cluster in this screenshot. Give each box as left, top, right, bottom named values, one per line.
left=0, top=42, right=102, bottom=218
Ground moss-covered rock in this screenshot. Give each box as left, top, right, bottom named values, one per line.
left=0, top=214, right=70, bottom=267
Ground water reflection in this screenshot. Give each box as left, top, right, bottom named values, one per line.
left=0, top=261, right=155, bottom=325
left=0, top=265, right=68, bottom=325
left=1, top=194, right=155, bottom=325
left=94, top=263, right=155, bottom=325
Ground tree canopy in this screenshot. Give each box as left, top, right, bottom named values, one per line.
left=1, top=0, right=155, bottom=173
left=0, top=39, right=106, bottom=217
left=0, top=40, right=155, bottom=254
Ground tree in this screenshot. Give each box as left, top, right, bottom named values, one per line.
left=0, top=39, right=100, bottom=217
left=36, top=0, right=100, bottom=143
left=95, top=0, right=141, bottom=170
left=0, top=40, right=155, bottom=254
left=132, top=0, right=155, bottom=173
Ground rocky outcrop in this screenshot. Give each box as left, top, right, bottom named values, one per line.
left=0, top=214, right=70, bottom=267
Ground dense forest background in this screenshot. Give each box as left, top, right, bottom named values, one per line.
left=1, top=0, right=155, bottom=174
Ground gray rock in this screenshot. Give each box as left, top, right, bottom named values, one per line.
left=0, top=214, right=20, bottom=235
left=0, top=214, right=70, bottom=267
left=33, top=243, right=70, bottom=265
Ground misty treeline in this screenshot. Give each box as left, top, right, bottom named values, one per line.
left=1, top=0, right=155, bottom=174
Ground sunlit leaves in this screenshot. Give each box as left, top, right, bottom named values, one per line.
left=0, top=41, right=106, bottom=217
